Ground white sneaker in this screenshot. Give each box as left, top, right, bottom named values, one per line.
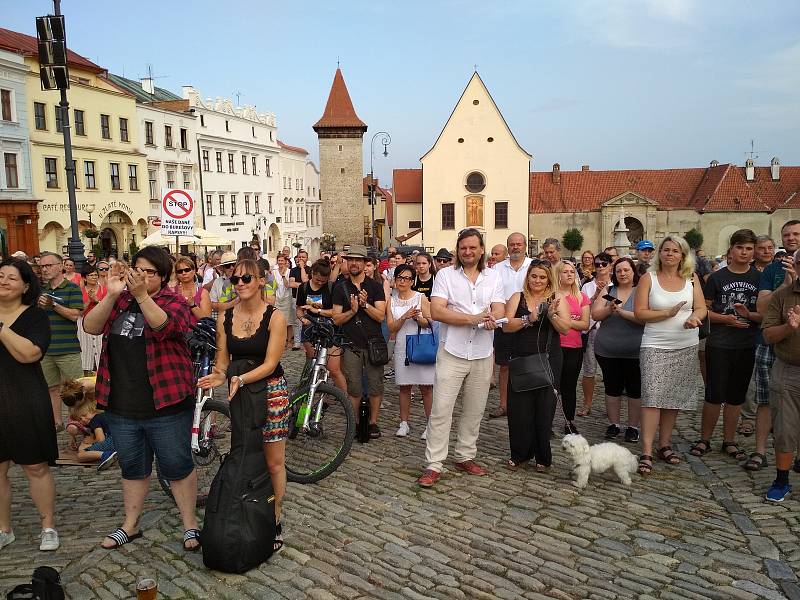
left=0, top=530, right=15, bottom=551
left=395, top=421, right=410, bottom=437
left=39, top=528, right=59, bottom=551
left=421, top=425, right=428, bottom=440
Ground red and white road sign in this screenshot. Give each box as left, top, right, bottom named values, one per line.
left=161, top=188, right=195, bottom=236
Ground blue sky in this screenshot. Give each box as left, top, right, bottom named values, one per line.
left=3, top=0, right=799, bottom=186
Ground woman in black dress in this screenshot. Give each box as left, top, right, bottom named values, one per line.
left=199, top=259, right=288, bottom=551
left=501, top=261, right=571, bottom=472
left=0, top=258, right=60, bottom=552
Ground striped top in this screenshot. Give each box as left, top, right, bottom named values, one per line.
left=44, top=278, right=84, bottom=355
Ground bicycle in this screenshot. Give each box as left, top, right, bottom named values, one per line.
left=159, top=317, right=231, bottom=507
left=285, top=312, right=355, bottom=483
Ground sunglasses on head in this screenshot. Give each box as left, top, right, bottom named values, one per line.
left=594, top=261, right=609, bottom=267
left=230, top=274, right=254, bottom=285
left=530, top=258, right=551, bottom=267
left=176, top=267, right=194, bottom=275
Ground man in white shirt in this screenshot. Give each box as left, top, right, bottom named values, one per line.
left=418, top=228, right=506, bottom=487
left=489, top=232, right=532, bottom=419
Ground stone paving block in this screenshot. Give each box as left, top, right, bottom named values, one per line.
left=732, top=580, right=788, bottom=600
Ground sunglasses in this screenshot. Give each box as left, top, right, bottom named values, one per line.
left=97, top=267, right=109, bottom=272
left=137, top=268, right=158, bottom=276
left=594, top=261, right=609, bottom=267
left=176, top=267, right=194, bottom=275
left=435, top=258, right=450, bottom=263
left=530, top=258, right=552, bottom=267
left=230, top=274, right=254, bottom=285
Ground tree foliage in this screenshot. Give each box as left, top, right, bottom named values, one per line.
left=562, top=228, right=584, bottom=256
left=684, top=227, right=704, bottom=250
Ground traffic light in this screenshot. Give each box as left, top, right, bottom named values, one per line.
left=36, top=15, right=69, bottom=90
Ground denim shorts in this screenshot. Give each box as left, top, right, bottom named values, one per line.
left=105, top=410, right=194, bottom=481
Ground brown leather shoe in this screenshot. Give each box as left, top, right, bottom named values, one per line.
left=417, top=469, right=441, bottom=487
left=454, top=460, right=487, bottom=476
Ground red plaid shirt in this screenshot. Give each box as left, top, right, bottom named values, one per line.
left=95, top=287, right=194, bottom=411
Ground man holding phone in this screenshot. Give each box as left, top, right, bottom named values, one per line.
left=38, top=252, right=84, bottom=428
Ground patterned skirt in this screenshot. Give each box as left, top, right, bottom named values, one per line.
left=640, top=345, right=700, bottom=410
left=262, top=375, right=289, bottom=443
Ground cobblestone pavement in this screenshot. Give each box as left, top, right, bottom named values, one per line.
left=2, top=349, right=800, bottom=599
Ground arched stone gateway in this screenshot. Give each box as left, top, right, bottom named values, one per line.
left=615, top=217, right=644, bottom=245
left=39, top=221, right=65, bottom=253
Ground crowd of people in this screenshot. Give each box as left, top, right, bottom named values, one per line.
left=1, top=220, right=799, bottom=557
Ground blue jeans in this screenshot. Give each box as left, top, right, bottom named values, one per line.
left=105, top=410, right=194, bottom=481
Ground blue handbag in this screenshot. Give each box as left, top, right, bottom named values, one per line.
left=405, top=322, right=438, bottom=365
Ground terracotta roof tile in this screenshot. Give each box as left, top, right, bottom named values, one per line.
left=313, top=68, right=367, bottom=131
left=529, top=165, right=800, bottom=214
left=393, top=169, right=423, bottom=204
left=0, top=27, right=105, bottom=74
left=277, top=140, right=308, bottom=155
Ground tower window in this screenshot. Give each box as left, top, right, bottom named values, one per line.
left=340, top=168, right=345, bottom=174
left=458, top=138, right=464, bottom=143
left=473, top=99, right=479, bottom=105
left=338, top=145, right=343, bottom=151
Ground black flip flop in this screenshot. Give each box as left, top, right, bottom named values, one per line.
left=101, top=527, right=142, bottom=549
left=183, top=528, right=201, bottom=552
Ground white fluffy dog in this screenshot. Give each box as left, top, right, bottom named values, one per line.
left=561, top=433, right=638, bottom=489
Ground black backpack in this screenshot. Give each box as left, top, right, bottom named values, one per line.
left=6, top=567, right=65, bottom=600
left=201, top=357, right=276, bottom=573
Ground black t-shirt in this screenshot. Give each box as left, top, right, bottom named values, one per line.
left=89, top=412, right=111, bottom=437
left=296, top=280, right=333, bottom=311
left=107, top=301, right=191, bottom=418
left=331, top=277, right=385, bottom=349
left=412, top=274, right=434, bottom=299
left=703, top=266, right=761, bottom=349
left=289, top=266, right=311, bottom=298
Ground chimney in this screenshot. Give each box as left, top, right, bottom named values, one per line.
left=552, top=163, right=561, bottom=184
left=745, top=158, right=755, bottom=182
left=581, top=165, right=590, bottom=172
left=141, top=77, right=155, bottom=95
left=771, top=157, right=780, bottom=181
left=710, top=160, right=719, bottom=167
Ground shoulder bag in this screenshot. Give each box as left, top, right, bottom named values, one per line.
left=405, top=319, right=438, bottom=365
left=508, top=320, right=554, bottom=392
left=348, top=282, right=390, bottom=366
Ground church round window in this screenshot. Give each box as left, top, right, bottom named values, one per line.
left=465, top=172, right=486, bottom=193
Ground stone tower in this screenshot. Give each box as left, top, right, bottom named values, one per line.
left=313, top=68, right=367, bottom=248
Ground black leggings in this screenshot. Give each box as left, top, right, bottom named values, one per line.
left=595, top=354, right=641, bottom=398
left=559, top=346, right=584, bottom=421
left=507, top=383, right=556, bottom=466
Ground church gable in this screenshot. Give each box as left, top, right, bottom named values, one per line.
left=420, top=72, right=530, bottom=163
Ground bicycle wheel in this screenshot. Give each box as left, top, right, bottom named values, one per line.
left=285, top=382, right=355, bottom=484
left=158, top=398, right=231, bottom=507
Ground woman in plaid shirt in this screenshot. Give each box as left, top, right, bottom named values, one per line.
left=83, top=246, right=200, bottom=551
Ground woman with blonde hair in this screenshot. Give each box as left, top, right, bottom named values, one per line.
left=579, top=250, right=595, bottom=286
left=634, top=236, right=707, bottom=475
left=554, top=260, right=590, bottom=434
left=502, top=260, right=571, bottom=471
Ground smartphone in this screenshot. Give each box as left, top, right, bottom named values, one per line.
left=602, top=294, right=622, bottom=305
left=42, top=293, right=64, bottom=304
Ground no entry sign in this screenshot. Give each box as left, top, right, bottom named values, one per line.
left=161, top=188, right=195, bottom=236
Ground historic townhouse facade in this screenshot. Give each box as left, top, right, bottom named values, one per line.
left=278, top=140, right=312, bottom=256
left=0, top=47, right=39, bottom=256
left=106, top=74, right=199, bottom=230
left=304, top=160, right=322, bottom=257
left=184, top=86, right=281, bottom=252
left=0, top=29, right=150, bottom=257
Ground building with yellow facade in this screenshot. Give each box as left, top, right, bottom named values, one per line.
left=0, top=28, right=150, bottom=257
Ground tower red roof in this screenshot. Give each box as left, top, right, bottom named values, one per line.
left=313, top=68, right=367, bottom=131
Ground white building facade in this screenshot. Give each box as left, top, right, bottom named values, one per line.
left=304, top=160, right=322, bottom=257
left=183, top=86, right=281, bottom=253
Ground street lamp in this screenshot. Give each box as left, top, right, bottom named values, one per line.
left=369, top=131, right=391, bottom=250
left=86, top=203, right=95, bottom=228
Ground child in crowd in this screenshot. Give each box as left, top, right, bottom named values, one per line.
left=61, top=378, right=117, bottom=471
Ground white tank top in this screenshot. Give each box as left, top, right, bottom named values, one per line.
left=640, top=274, right=699, bottom=350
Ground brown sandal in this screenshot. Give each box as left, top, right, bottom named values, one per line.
left=657, top=446, right=681, bottom=465
left=638, top=455, right=653, bottom=475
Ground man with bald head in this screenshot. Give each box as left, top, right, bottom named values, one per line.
left=488, top=244, right=508, bottom=269
left=490, top=232, right=532, bottom=418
